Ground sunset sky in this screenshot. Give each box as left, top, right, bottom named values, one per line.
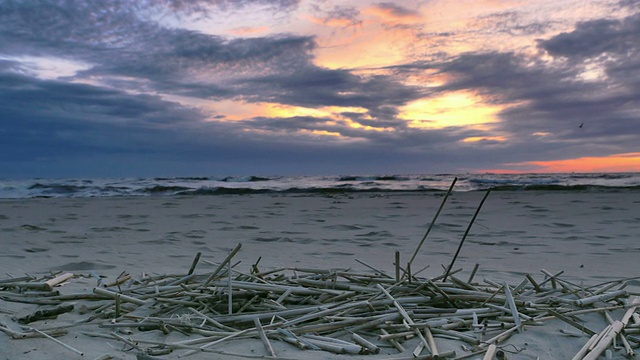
left=1, top=0, right=639, bottom=178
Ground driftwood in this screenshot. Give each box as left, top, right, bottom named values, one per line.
left=1, top=235, right=639, bottom=360
left=15, top=304, right=75, bottom=324
left=2, top=255, right=638, bottom=359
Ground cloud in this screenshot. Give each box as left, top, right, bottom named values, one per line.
left=0, top=70, right=206, bottom=155
left=470, top=11, right=558, bottom=37
left=427, top=20, right=640, bottom=165
left=538, top=14, right=640, bottom=60
left=308, top=3, right=362, bottom=27
left=1, top=0, right=639, bottom=177
left=369, top=2, right=422, bottom=23
left=0, top=0, right=318, bottom=97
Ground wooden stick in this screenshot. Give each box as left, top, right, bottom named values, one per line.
left=467, top=263, right=480, bottom=284
left=12, top=273, right=74, bottom=291
left=177, top=328, right=255, bottom=357
left=188, top=252, right=202, bottom=275
left=570, top=334, right=599, bottom=360
left=300, top=337, right=361, bottom=354
left=254, top=317, right=276, bottom=357
left=376, top=284, right=431, bottom=353
left=408, top=177, right=457, bottom=268
left=282, top=300, right=370, bottom=327
left=202, top=243, right=242, bottom=287
left=395, top=251, right=401, bottom=283
left=110, top=331, right=142, bottom=351
left=93, top=287, right=147, bottom=306
left=478, top=325, right=519, bottom=349
left=104, top=273, right=131, bottom=288
left=573, top=290, right=627, bottom=307
left=114, top=293, right=121, bottom=319
left=413, top=341, right=425, bottom=357
left=30, top=327, right=84, bottom=356
left=582, top=321, right=624, bottom=360
left=546, top=309, right=596, bottom=336
left=44, top=272, right=74, bottom=291
left=15, top=304, right=75, bottom=324
left=525, top=274, right=542, bottom=292
left=483, top=344, right=497, bottom=360
left=354, top=259, right=393, bottom=278
left=443, top=190, right=491, bottom=281
left=503, top=281, right=522, bottom=333
left=380, top=328, right=405, bottom=352
left=351, top=332, right=380, bottom=354
left=423, top=327, right=438, bottom=358
left=228, top=254, right=233, bottom=315
left=277, top=329, right=320, bottom=350
left=430, top=328, right=480, bottom=345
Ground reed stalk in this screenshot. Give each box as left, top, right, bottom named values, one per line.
left=443, top=190, right=490, bottom=282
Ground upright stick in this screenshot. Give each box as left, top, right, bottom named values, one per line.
left=408, top=177, right=457, bottom=269
left=228, top=252, right=233, bottom=315
left=443, top=190, right=491, bottom=282
left=202, top=243, right=242, bottom=287
left=395, top=251, right=401, bottom=283
left=188, top=252, right=202, bottom=275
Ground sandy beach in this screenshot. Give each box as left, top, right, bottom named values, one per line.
left=1, top=191, right=639, bottom=359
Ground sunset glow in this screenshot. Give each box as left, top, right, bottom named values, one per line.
left=401, top=92, right=503, bottom=129
left=516, top=153, right=640, bottom=173
left=1, top=0, right=638, bottom=177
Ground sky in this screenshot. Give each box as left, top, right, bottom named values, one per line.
left=1, top=0, right=640, bottom=178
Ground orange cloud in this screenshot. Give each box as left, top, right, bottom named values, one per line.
left=228, top=26, right=270, bottom=36
left=303, top=14, right=361, bottom=28
left=506, top=152, right=640, bottom=173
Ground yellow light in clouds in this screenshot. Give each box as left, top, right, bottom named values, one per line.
left=300, top=129, right=343, bottom=138
left=400, top=91, right=503, bottom=129
left=533, top=132, right=551, bottom=137
left=462, top=136, right=507, bottom=143
left=265, top=104, right=366, bottom=119
left=208, top=100, right=392, bottom=135
left=207, top=101, right=368, bottom=122
left=268, top=105, right=391, bottom=132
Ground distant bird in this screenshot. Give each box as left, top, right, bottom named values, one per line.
left=579, top=123, right=584, bottom=128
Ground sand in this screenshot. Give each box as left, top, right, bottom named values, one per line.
left=1, top=191, right=639, bottom=359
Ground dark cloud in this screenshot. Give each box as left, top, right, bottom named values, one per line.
left=154, top=0, right=300, bottom=14
left=309, top=3, right=362, bottom=27
left=538, top=14, right=640, bottom=60
left=0, top=71, right=205, bottom=156
left=372, top=2, right=420, bottom=19
left=240, top=67, right=422, bottom=129
left=470, top=11, right=558, bottom=37
left=0, top=0, right=315, bottom=94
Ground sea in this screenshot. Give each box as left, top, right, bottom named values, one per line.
left=1, top=173, right=640, bottom=199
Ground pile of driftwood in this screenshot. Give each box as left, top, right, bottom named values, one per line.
left=1, top=243, right=639, bottom=360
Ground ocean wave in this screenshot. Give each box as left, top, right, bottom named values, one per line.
left=28, top=183, right=88, bottom=195
left=2, top=172, right=640, bottom=198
